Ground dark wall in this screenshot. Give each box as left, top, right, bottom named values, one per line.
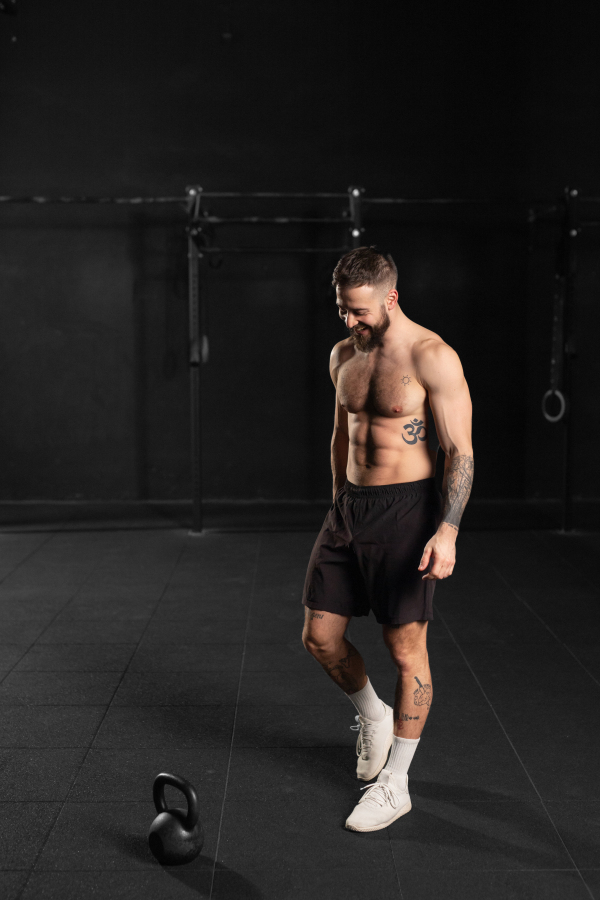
left=1, top=1, right=599, bottom=501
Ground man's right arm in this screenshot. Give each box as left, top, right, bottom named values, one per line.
left=330, top=343, right=349, bottom=499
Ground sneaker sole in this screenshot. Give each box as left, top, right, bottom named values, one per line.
left=345, top=799, right=412, bottom=832
left=357, top=726, right=394, bottom=782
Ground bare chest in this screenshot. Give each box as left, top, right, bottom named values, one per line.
left=337, top=355, right=425, bottom=419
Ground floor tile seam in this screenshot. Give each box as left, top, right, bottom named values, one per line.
left=436, top=608, right=593, bottom=900
left=13, top=540, right=188, bottom=900
left=210, top=534, right=262, bottom=900
left=492, top=565, right=600, bottom=691
left=386, top=828, right=405, bottom=899
left=12, top=866, right=598, bottom=875
left=0, top=532, right=56, bottom=587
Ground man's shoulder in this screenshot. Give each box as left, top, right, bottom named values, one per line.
left=329, top=338, right=354, bottom=386
left=330, top=338, right=355, bottom=367
left=414, top=335, right=464, bottom=387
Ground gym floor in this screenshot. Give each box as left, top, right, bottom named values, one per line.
left=0, top=523, right=598, bottom=900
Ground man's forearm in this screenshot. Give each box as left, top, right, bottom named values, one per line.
left=440, top=452, right=474, bottom=532
left=331, top=431, right=349, bottom=498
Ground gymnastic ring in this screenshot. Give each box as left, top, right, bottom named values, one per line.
left=542, top=389, right=566, bottom=423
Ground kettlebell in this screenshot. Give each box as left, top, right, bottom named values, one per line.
left=148, top=772, right=204, bottom=866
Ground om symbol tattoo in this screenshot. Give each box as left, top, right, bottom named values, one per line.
left=402, top=418, right=427, bottom=445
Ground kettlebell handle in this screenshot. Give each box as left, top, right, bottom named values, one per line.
left=153, top=772, right=200, bottom=832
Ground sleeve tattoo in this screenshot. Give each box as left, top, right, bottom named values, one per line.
left=441, top=454, right=474, bottom=531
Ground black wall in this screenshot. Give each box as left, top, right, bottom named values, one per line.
left=1, top=1, right=599, bottom=502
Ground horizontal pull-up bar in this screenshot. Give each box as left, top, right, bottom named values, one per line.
left=5, top=191, right=600, bottom=206
left=197, top=246, right=349, bottom=254
left=200, top=216, right=348, bottom=225
left=0, top=195, right=185, bottom=205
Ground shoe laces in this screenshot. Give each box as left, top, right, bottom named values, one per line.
left=350, top=715, right=377, bottom=759
left=358, top=780, right=401, bottom=809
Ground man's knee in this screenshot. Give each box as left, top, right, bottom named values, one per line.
left=302, top=609, right=348, bottom=659
left=383, top=621, right=428, bottom=671
left=302, top=626, right=335, bottom=659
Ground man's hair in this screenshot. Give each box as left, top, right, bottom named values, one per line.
left=332, top=246, right=397, bottom=293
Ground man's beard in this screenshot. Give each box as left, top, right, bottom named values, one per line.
left=349, top=308, right=391, bottom=352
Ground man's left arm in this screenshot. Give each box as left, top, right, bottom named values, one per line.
left=417, top=342, right=473, bottom=581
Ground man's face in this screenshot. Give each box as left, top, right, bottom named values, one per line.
left=336, top=284, right=392, bottom=352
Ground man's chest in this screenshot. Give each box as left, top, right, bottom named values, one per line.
left=337, top=355, right=426, bottom=419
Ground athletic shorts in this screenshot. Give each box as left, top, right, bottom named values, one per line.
left=302, top=478, right=443, bottom=625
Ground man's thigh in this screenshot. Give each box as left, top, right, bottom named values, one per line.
left=302, top=607, right=352, bottom=647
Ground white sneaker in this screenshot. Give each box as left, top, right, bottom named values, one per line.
left=350, top=703, right=394, bottom=781
left=345, top=768, right=411, bottom=832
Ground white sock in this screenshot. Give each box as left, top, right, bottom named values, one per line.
left=386, top=735, right=420, bottom=778
left=348, top=677, right=386, bottom=721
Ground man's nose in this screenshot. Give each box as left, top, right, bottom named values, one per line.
left=347, top=314, right=358, bottom=328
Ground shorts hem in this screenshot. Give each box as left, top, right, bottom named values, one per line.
left=374, top=614, right=434, bottom=625
left=302, top=599, right=370, bottom=618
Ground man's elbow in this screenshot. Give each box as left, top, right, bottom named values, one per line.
left=444, top=444, right=473, bottom=462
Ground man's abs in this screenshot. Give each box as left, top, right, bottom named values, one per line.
left=346, top=407, right=438, bottom=486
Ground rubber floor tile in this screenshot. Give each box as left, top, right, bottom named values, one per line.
left=0, top=872, right=28, bottom=900
left=74, top=583, right=167, bottom=601
left=37, top=619, right=149, bottom=644
left=212, top=862, right=402, bottom=900
left=388, top=798, right=574, bottom=870
left=0, top=621, right=56, bottom=643
left=142, top=620, right=248, bottom=644
left=0, top=802, right=60, bottom=868
left=407, top=710, right=539, bottom=802
left=150, top=604, right=249, bottom=626
left=20, top=868, right=213, bottom=900
left=51, top=600, right=157, bottom=622
left=0, top=706, right=107, bottom=748
left=0, top=599, right=71, bottom=620
left=34, top=800, right=218, bottom=870
left=0, top=585, right=75, bottom=602
left=129, top=642, right=244, bottom=672
left=242, top=641, right=317, bottom=671
left=233, top=703, right=357, bottom=748
left=0, top=671, right=122, bottom=705
left=93, top=705, right=236, bottom=749
left=14, top=643, right=137, bottom=672
left=245, top=611, right=306, bottom=644
left=68, top=748, right=229, bottom=802
left=398, top=868, right=591, bottom=900
left=581, top=870, right=600, bottom=899
left=0, top=644, right=29, bottom=668
left=111, top=671, right=240, bottom=706
left=545, top=801, right=600, bottom=867
left=0, top=748, right=87, bottom=800
left=238, top=668, right=348, bottom=706
left=226, top=746, right=360, bottom=801
left=217, top=797, right=391, bottom=874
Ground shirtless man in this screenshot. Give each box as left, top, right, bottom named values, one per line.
left=301, top=246, right=473, bottom=832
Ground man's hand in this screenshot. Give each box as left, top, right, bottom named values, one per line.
left=418, top=524, right=457, bottom=580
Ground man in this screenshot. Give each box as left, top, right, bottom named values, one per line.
left=301, top=246, right=473, bottom=832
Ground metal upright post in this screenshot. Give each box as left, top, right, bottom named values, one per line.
left=348, top=186, right=365, bottom=247
left=561, top=187, right=578, bottom=532
left=186, top=186, right=204, bottom=534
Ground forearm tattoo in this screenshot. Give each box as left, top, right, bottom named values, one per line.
left=441, top=454, right=474, bottom=531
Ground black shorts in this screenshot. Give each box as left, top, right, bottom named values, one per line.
left=302, top=478, right=443, bottom=625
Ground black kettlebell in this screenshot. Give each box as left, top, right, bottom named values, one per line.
left=148, top=772, right=204, bottom=866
